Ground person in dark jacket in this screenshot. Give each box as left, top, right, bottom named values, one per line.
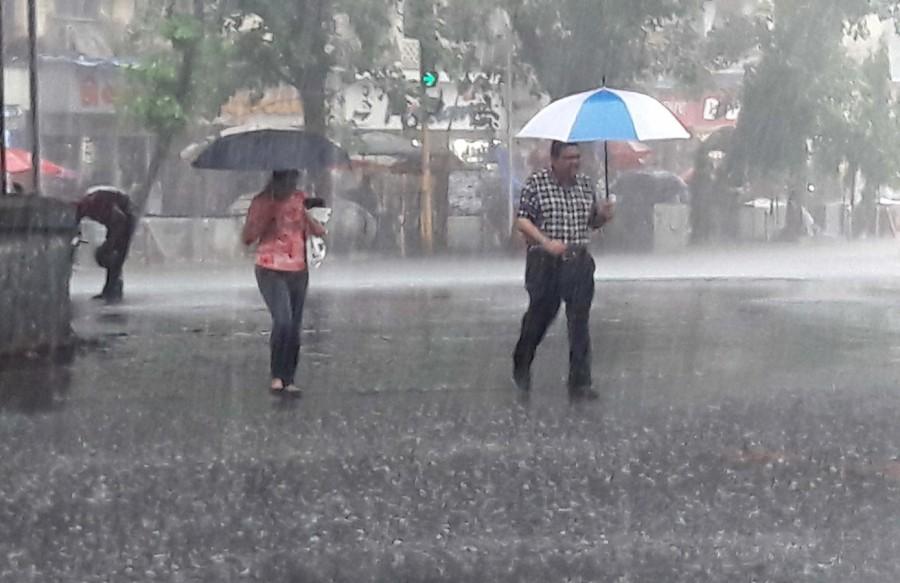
left=75, top=186, right=136, bottom=303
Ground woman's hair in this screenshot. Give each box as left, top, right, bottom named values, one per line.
left=272, top=169, right=300, bottom=182
left=266, top=170, right=300, bottom=198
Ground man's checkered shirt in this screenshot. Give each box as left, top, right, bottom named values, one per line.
left=517, top=168, right=597, bottom=246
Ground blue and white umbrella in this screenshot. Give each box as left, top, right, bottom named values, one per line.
left=517, top=87, right=690, bottom=143
left=517, top=87, right=690, bottom=200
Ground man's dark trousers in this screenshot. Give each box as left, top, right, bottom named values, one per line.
left=513, top=246, right=595, bottom=389
left=98, top=215, right=136, bottom=300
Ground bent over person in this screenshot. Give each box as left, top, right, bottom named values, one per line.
left=75, top=186, right=136, bottom=303
left=512, top=141, right=614, bottom=400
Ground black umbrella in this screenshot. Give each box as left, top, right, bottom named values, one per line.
left=613, top=170, right=689, bottom=205
left=186, top=126, right=350, bottom=171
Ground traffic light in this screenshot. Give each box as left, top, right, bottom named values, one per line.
left=421, top=70, right=438, bottom=88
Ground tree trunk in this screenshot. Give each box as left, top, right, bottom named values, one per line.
left=294, top=0, right=334, bottom=202
left=856, top=182, right=878, bottom=238
left=300, top=80, right=327, bottom=136
left=299, top=75, right=335, bottom=204
left=131, top=0, right=203, bottom=216
left=846, top=163, right=858, bottom=239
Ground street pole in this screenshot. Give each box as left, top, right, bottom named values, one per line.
left=505, top=41, right=515, bottom=243
left=0, top=0, right=7, bottom=196
left=420, top=111, right=434, bottom=255
left=418, top=62, right=435, bottom=255
left=27, top=0, right=39, bottom=195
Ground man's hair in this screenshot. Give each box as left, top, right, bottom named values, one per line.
left=550, top=141, right=579, bottom=160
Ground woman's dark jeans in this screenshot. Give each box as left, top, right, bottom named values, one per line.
left=255, top=266, right=309, bottom=384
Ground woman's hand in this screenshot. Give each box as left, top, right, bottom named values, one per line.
left=307, top=217, right=328, bottom=237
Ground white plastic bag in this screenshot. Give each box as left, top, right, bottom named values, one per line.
left=306, top=206, right=333, bottom=269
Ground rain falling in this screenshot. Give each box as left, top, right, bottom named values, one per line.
left=2, top=0, right=900, bottom=581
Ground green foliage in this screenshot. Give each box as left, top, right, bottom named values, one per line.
left=127, top=55, right=187, bottom=135
left=126, top=5, right=240, bottom=136
left=160, top=13, right=203, bottom=48
left=703, top=11, right=766, bottom=70
left=505, top=0, right=703, bottom=97
left=725, top=0, right=900, bottom=196
left=227, top=0, right=383, bottom=131
left=227, top=0, right=497, bottom=131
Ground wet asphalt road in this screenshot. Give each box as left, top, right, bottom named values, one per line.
left=3, top=259, right=900, bottom=582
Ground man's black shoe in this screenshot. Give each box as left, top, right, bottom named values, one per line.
left=512, top=368, right=531, bottom=392
left=568, top=385, right=599, bottom=401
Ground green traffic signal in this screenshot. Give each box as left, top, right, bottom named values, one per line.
left=422, top=71, right=438, bottom=88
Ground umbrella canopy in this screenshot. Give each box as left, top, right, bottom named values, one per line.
left=603, top=141, right=653, bottom=171
left=517, top=87, right=690, bottom=143
left=184, top=125, right=350, bottom=171
left=517, top=87, right=690, bottom=199
left=613, top=170, right=689, bottom=205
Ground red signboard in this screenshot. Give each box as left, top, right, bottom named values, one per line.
left=660, top=94, right=740, bottom=135
left=79, top=73, right=118, bottom=109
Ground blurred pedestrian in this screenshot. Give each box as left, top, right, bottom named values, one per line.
left=75, top=186, right=136, bottom=303
left=512, top=141, right=614, bottom=400
left=242, top=170, right=327, bottom=395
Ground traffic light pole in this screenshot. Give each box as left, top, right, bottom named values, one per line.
left=505, top=44, right=514, bottom=244
left=0, top=0, right=7, bottom=196
left=420, top=111, right=434, bottom=255
left=419, top=69, right=437, bottom=255
left=27, top=0, right=40, bottom=195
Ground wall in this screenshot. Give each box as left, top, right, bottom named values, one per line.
left=0, top=195, right=77, bottom=356
left=653, top=204, right=691, bottom=252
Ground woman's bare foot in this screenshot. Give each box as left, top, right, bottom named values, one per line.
left=270, top=379, right=285, bottom=392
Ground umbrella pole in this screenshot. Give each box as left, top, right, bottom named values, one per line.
left=603, top=140, right=610, bottom=200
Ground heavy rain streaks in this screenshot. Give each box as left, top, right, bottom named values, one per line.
left=4, top=1, right=900, bottom=581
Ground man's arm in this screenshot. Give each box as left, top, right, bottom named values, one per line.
left=590, top=198, right=615, bottom=229
left=516, top=217, right=567, bottom=256
left=584, top=177, right=614, bottom=229
left=517, top=176, right=567, bottom=256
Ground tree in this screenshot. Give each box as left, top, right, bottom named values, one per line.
left=506, top=0, right=705, bottom=98
left=228, top=1, right=499, bottom=137
left=723, top=0, right=900, bottom=237
left=816, top=46, right=900, bottom=236
left=126, top=0, right=240, bottom=214
left=229, top=0, right=497, bottom=250
left=228, top=0, right=396, bottom=136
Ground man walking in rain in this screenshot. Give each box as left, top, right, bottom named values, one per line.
left=512, top=141, right=614, bottom=400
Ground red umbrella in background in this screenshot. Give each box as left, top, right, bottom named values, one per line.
left=606, top=141, right=653, bottom=171
left=4, top=148, right=78, bottom=179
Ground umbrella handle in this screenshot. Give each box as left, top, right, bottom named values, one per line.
left=603, top=140, right=610, bottom=200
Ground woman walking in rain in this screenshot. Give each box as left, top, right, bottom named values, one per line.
left=242, top=170, right=327, bottom=395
